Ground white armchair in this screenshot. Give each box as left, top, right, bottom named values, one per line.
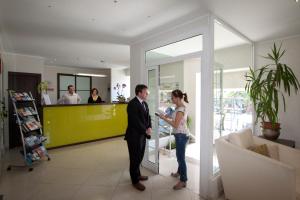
left=216, top=128, right=300, bottom=200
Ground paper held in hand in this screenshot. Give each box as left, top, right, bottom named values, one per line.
left=155, top=109, right=166, bottom=116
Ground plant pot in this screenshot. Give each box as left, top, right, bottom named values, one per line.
left=261, top=122, right=281, bottom=140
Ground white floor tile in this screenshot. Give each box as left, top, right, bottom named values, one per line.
left=0, top=137, right=210, bottom=200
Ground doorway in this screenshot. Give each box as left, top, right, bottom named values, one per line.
left=158, top=58, right=201, bottom=194
left=8, top=72, right=41, bottom=148
left=142, top=35, right=202, bottom=194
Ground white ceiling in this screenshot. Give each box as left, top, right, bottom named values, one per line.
left=214, top=21, right=249, bottom=50
left=0, top=0, right=207, bottom=68
left=204, top=0, right=300, bottom=42
left=0, top=0, right=299, bottom=69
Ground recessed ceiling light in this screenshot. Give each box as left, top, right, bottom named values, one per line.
left=100, top=60, right=105, bottom=63
left=113, top=0, right=118, bottom=3
left=296, top=0, right=299, bottom=3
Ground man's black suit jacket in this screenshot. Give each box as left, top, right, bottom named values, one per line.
left=125, top=97, right=152, bottom=140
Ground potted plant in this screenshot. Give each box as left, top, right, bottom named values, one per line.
left=113, top=83, right=127, bottom=102
left=245, top=43, right=300, bottom=140
left=37, top=81, right=50, bottom=105
left=37, top=81, right=48, bottom=94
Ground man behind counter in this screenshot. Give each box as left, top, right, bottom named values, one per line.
left=57, top=85, right=81, bottom=104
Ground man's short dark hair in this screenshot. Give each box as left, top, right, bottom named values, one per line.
left=135, top=84, right=148, bottom=95
left=68, top=85, right=74, bottom=90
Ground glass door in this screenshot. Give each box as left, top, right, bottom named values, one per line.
left=142, top=66, right=160, bottom=173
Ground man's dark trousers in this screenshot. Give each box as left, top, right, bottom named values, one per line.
left=125, top=97, right=151, bottom=184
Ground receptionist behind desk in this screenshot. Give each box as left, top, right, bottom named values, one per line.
left=88, top=88, right=103, bottom=103
left=57, top=85, right=81, bottom=104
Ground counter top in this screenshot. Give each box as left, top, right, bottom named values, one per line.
left=43, top=102, right=128, bottom=107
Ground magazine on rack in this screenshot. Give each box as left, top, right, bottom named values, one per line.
left=17, top=107, right=37, bottom=117
left=21, top=116, right=41, bottom=132
left=12, top=92, right=32, bottom=101
left=25, top=135, right=47, bottom=147
left=27, top=146, right=48, bottom=162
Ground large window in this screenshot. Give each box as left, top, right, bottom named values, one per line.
left=213, top=20, right=253, bottom=174
left=57, top=74, right=92, bottom=103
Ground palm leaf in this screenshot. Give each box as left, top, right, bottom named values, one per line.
left=245, top=42, right=299, bottom=125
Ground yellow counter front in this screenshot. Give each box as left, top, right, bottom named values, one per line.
left=43, top=103, right=128, bottom=148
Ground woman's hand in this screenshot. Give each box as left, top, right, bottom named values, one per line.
left=159, top=112, right=183, bottom=129
left=158, top=114, right=165, bottom=120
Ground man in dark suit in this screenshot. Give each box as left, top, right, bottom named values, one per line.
left=125, top=84, right=152, bottom=191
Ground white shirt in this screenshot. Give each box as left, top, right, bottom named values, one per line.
left=172, top=106, right=189, bottom=134
left=58, top=92, right=81, bottom=104
left=136, top=96, right=147, bottom=111
left=136, top=96, right=143, bottom=104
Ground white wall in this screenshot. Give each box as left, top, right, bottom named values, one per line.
left=2, top=53, right=111, bottom=103
left=184, top=58, right=201, bottom=140
left=255, top=35, right=300, bottom=146
left=111, top=68, right=130, bottom=102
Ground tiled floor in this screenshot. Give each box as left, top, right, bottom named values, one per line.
left=0, top=137, right=208, bottom=200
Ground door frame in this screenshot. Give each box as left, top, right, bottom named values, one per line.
left=142, top=65, right=160, bottom=173
left=130, top=15, right=213, bottom=197
left=144, top=52, right=204, bottom=172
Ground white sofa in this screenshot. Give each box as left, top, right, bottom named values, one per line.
left=216, top=128, right=300, bottom=200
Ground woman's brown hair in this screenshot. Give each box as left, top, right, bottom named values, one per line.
left=171, top=89, right=189, bottom=103
left=91, top=88, right=99, bottom=95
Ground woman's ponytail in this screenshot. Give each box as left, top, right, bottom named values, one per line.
left=171, top=89, right=189, bottom=103
left=183, top=93, right=189, bottom=103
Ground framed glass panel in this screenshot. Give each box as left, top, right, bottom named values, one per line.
left=59, top=75, right=75, bottom=91
left=77, top=91, right=90, bottom=104
left=57, top=74, right=92, bottom=101
left=76, top=76, right=91, bottom=90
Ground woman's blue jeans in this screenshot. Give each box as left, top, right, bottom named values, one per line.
left=175, top=133, right=188, bottom=182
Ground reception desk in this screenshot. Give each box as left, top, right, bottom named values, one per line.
left=43, top=103, right=128, bottom=148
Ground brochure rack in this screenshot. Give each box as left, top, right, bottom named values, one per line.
left=7, top=90, right=50, bottom=171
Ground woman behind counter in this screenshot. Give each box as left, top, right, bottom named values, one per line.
left=88, top=88, right=103, bottom=103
